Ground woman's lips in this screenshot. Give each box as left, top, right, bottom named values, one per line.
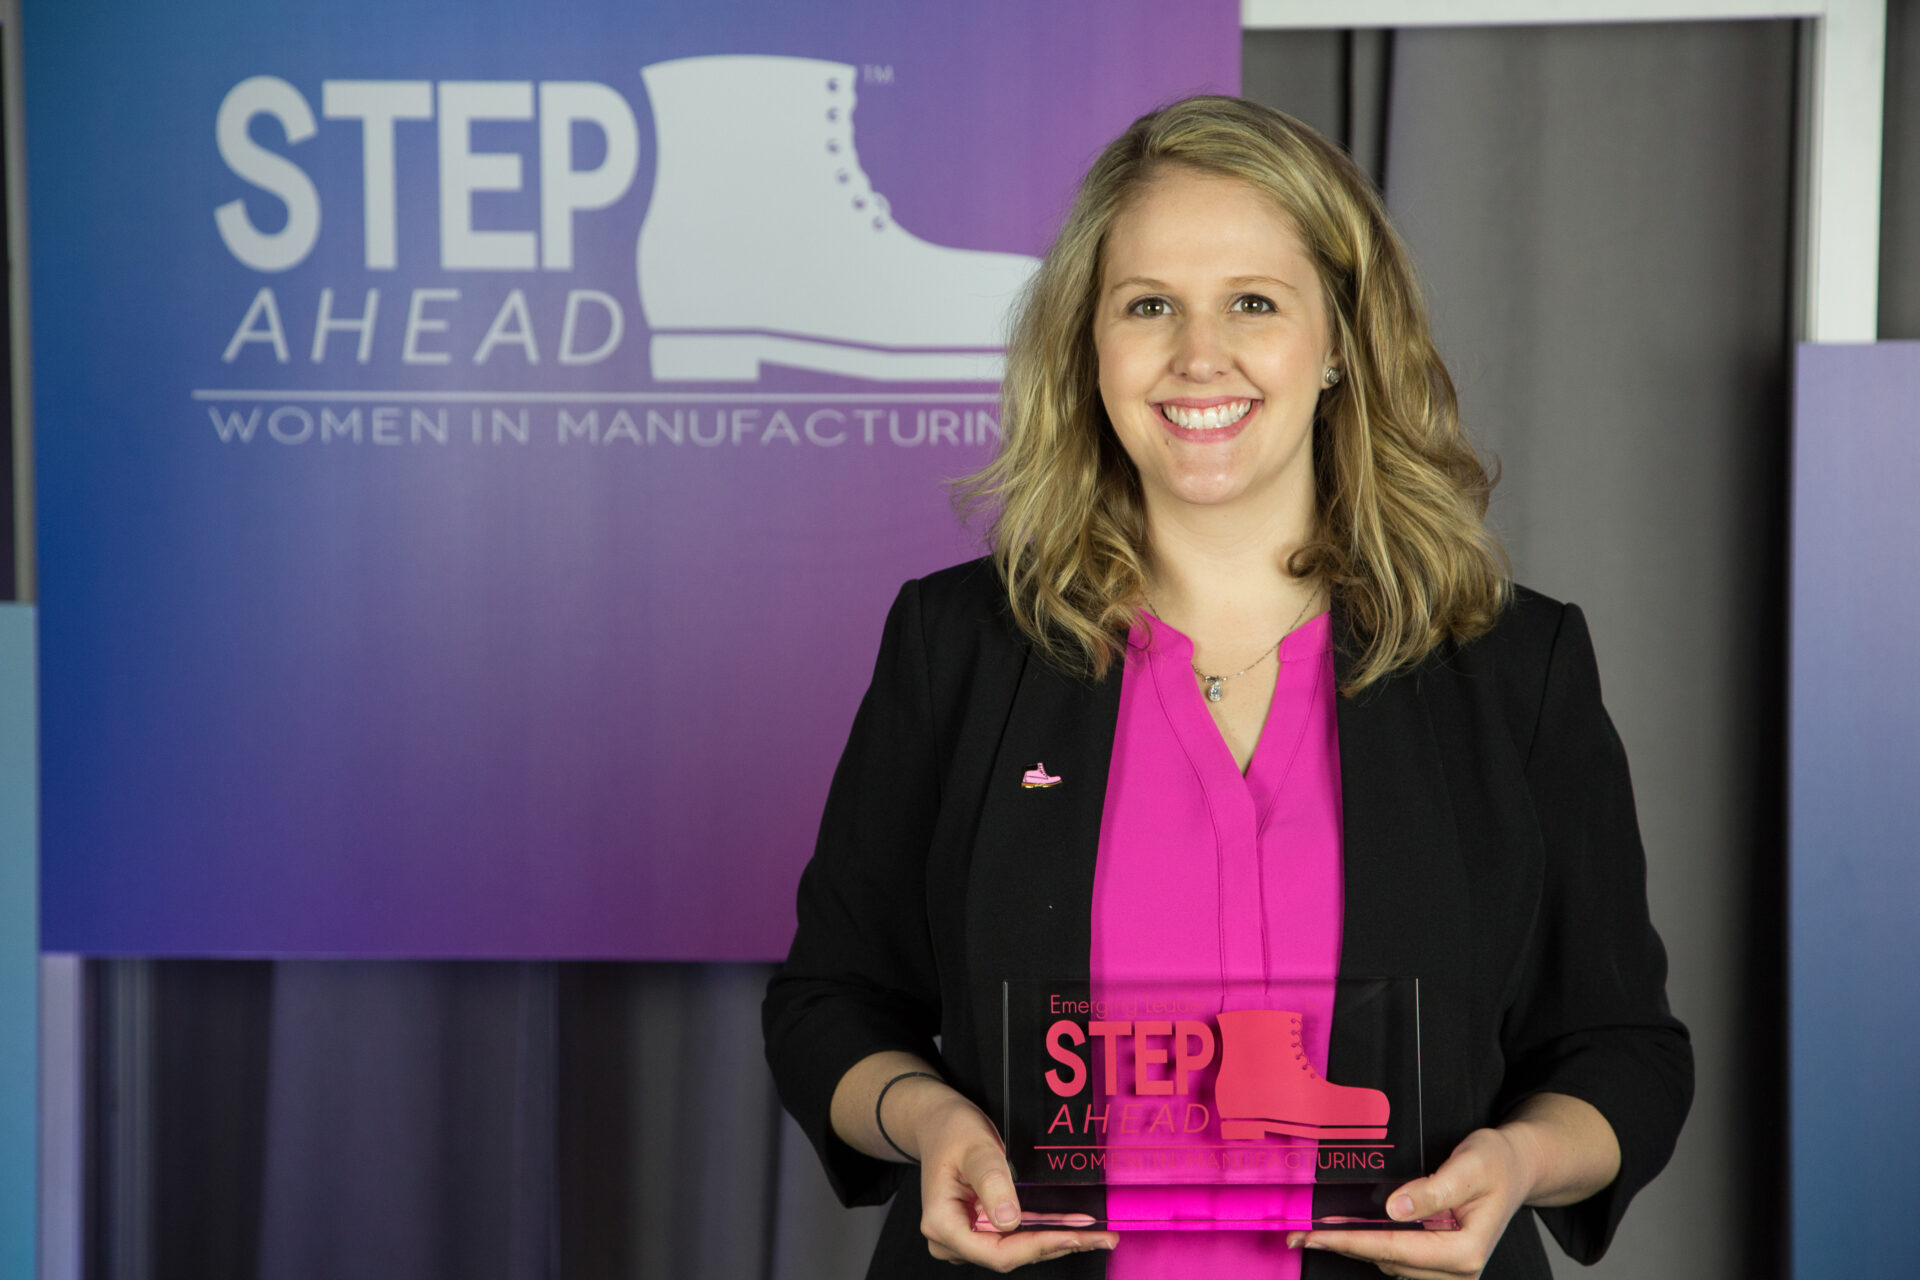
left=1157, top=397, right=1259, bottom=442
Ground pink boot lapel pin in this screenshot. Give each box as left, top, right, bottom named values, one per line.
left=1021, top=763, right=1062, bottom=789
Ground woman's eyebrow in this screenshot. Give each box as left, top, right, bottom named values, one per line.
left=1226, top=275, right=1299, bottom=294
left=1104, top=274, right=1301, bottom=296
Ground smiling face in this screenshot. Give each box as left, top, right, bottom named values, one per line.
left=1092, top=168, right=1337, bottom=535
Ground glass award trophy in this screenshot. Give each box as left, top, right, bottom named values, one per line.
left=990, top=977, right=1457, bottom=1231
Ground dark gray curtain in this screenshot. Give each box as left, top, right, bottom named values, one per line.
left=84, top=959, right=883, bottom=1280
left=1254, top=24, right=1799, bottom=1280
left=1280, top=25, right=1797, bottom=1280
left=1885, top=0, right=1920, bottom=339
left=2, top=47, right=15, bottom=604
left=85, top=16, right=1911, bottom=1279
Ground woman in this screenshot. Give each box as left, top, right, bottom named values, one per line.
left=763, top=96, right=1691, bottom=1278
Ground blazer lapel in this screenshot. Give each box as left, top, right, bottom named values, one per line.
left=965, top=645, right=1123, bottom=1113
left=1325, top=613, right=1475, bottom=1180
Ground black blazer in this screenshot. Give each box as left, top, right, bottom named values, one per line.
left=764, top=559, right=1692, bottom=1279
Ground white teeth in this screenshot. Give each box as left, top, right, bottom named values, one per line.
left=1162, top=399, right=1252, bottom=430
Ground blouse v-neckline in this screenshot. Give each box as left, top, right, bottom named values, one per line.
left=1136, top=610, right=1334, bottom=824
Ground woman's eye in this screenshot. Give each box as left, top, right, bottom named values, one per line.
left=1128, top=297, right=1170, bottom=318
left=1233, top=295, right=1277, bottom=314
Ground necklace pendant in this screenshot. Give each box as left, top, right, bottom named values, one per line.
left=1205, top=678, right=1225, bottom=703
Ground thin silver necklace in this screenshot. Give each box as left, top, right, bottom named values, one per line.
left=1146, top=589, right=1319, bottom=703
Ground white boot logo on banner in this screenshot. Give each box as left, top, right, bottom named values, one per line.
left=212, top=56, right=1039, bottom=385
left=638, top=57, right=1037, bottom=383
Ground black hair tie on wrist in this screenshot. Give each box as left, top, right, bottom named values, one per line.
left=875, top=1070, right=943, bottom=1163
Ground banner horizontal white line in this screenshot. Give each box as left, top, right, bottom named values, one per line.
left=191, top=389, right=1004, bottom=404
left=1242, top=0, right=1823, bottom=27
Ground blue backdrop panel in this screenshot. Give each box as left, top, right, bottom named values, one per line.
left=0, top=606, right=35, bottom=1277
left=26, top=0, right=1237, bottom=959
left=1789, top=342, right=1920, bottom=1276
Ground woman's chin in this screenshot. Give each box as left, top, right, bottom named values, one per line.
left=1149, top=473, right=1270, bottom=514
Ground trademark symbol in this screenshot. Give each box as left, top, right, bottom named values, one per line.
left=862, top=64, right=894, bottom=84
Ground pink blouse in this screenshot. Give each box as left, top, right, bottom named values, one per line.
left=1090, top=609, right=1345, bottom=1277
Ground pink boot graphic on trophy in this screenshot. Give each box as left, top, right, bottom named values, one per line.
left=1213, top=1009, right=1390, bottom=1142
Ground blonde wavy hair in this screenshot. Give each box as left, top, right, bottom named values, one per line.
left=958, top=95, right=1511, bottom=696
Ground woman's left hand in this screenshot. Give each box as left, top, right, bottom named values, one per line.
left=1283, top=1126, right=1532, bottom=1279
left=1284, top=1092, right=1620, bottom=1278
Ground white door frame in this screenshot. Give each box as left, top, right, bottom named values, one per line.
left=1242, top=0, right=1887, bottom=344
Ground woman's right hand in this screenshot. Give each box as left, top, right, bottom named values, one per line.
left=905, top=1082, right=1118, bottom=1271
left=830, top=1052, right=1117, bottom=1269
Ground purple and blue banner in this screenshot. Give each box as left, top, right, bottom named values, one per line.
left=29, top=0, right=1238, bottom=957
left=1789, top=342, right=1920, bottom=1274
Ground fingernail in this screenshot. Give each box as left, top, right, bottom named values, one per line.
left=1304, top=1238, right=1327, bottom=1251
left=992, top=1202, right=1020, bottom=1229
left=1100, top=1238, right=1117, bottom=1251
left=1389, top=1193, right=1415, bottom=1220
left=1285, top=1232, right=1303, bottom=1249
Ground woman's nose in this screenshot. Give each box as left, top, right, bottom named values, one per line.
left=1171, top=313, right=1230, bottom=380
